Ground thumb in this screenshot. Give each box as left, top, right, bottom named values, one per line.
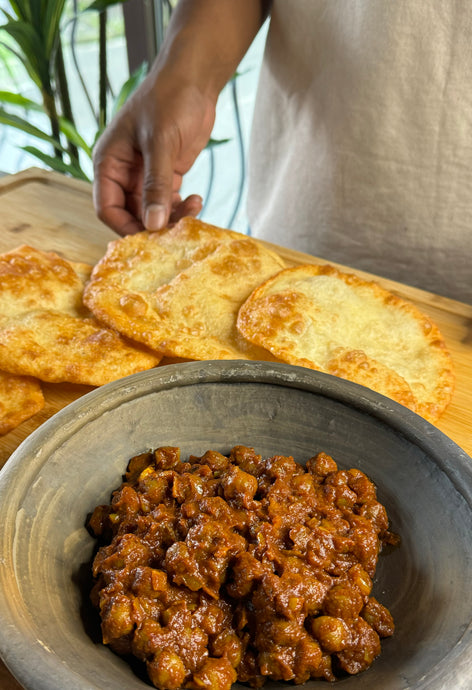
left=141, top=141, right=175, bottom=231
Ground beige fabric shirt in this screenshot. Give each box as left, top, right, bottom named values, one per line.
left=247, top=0, right=472, bottom=304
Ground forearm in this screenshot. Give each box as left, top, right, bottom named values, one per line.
left=153, top=0, right=272, bottom=99
left=92, top=0, right=272, bottom=234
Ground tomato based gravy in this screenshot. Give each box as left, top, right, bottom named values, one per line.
left=88, top=446, right=398, bottom=689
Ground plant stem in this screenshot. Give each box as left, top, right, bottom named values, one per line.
left=98, top=10, right=107, bottom=131
left=41, top=87, right=62, bottom=161
left=55, top=36, right=79, bottom=163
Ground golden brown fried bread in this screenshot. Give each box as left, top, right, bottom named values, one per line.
left=0, top=371, right=44, bottom=435
left=0, top=245, right=160, bottom=385
left=325, top=348, right=417, bottom=412
left=83, top=217, right=286, bottom=361
left=237, top=264, right=454, bottom=422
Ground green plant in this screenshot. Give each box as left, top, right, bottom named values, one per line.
left=0, top=0, right=143, bottom=181
left=0, top=0, right=232, bottom=197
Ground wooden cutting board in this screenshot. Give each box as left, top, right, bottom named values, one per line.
left=0, top=167, right=471, bottom=469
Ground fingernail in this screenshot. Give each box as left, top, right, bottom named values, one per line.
left=144, top=203, right=167, bottom=230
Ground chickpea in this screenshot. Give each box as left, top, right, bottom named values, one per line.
left=90, top=446, right=396, bottom=689
left=310, top=615, right=350, bottom=652
left=362, top=596, right=395, bottom=637
left=125, top=451, right=153, bottom=482
left=191, top=657, right=237, bottom=690
left=323, top=583, right=364, bottom=620
left=359, top=500, right=389, bottom=532
left=100, top=594, right=134, bottom=643
left=131, top=566, right=167, bottom=597
left=138, top=467, right=172, bottom=503
left=347, top=468, right=376, bottom=502
left=154, top=446, right=181, bottom=470
left=172, top=472, right=204, bottom=503
left=230, top=445, right=264, bottom=475
left=306, top=451, right=338, bottom=478
left=199, top=449, right=229, bottom=473
left=348, top=563, right=373, bottom=597
left=147, top=650, right=186, bottom=690
left=294, top=636, right=323, bottom=682
left=211, top=630, right=243, bottom=667
left=111, top=484, right=140, bottom=516
left=222, top=466, right=258, bottom=507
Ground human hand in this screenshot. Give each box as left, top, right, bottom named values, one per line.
left=92, top=68, right=217, bottom=236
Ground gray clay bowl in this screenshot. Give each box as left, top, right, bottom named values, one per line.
left=0, top=360, right=472, bottom=690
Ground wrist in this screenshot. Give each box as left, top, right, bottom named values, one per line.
left=152, top=27, right=229, bottom=103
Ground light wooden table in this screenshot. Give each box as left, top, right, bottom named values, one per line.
left=0, top=167, right=471, bottom=689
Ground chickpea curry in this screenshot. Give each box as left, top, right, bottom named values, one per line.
left=88, top=446, right=398, bottom=689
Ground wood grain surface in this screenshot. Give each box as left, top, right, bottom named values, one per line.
left=0, top=167, right=471, bottom=689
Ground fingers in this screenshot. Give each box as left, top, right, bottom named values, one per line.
left=92, top=82, right=210, bottom=235
left=144, top=193, right=203, bottom=230
left=94, top=139, right=202, bottom=236
left=93, top=126, right=146, bottom=236
left=95, top=192, right=144, bottom=236
left=141, top=132, right=178, bottom=231
left=93, top=176, right=144, bottom=237
left=169, top=194, right=203, bottom=225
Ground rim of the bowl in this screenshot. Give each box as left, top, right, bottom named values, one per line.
left=2, top=360, right=471, bottom=501
left=0, top=359, right=471, bottom=690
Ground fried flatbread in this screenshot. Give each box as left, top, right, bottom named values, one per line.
left=0, top=370, right=44, bottom=436
left=83, top=217, right=286, bottom=361
left=237, top=264, right=454, bottom=422
left=0, top=245, right=160, bottom=386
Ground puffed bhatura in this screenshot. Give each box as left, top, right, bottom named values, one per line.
left=83, top=217, right=286, bottom=361
left=0, top=245, right=161, bottom=386
left=0, top=369, right=44, bottom=435
left=237, top=264, right=455, bottom=422
left=88, top=446, right=398, bottom=689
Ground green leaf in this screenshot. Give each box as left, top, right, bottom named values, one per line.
left=30, top=0, right=41, bottom=32
left=83, top=0, right=129, bottom=11
left=5, top=0, right=65, bottom=57
left=206, top=137, right=231, bottom=149
left=232, top=68, right=250, bottom=80
left=0, top=38, right=38, bottom=85
left=0, top=20, right=50, bottom=87
left=0, top=106, right=59, bottom=145
left=0, top=49, right=19, bottom=82
left=42, top=0, right=66, bottom=58
left=0, top=90, right=43, bottom=111
left=21, top=145, right=91, bottom=182
left=0, top=106, right=93, bottom=160
left=111, top=61, right=148, bottom=117
left=0, top=9, right=17, bottom=23
left=5, top=1, right=31, bottom=22
left=58, top=117, right=92, bottom=158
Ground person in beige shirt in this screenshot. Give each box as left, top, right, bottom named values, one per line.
left=92, top=0, right=472, bottom=304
